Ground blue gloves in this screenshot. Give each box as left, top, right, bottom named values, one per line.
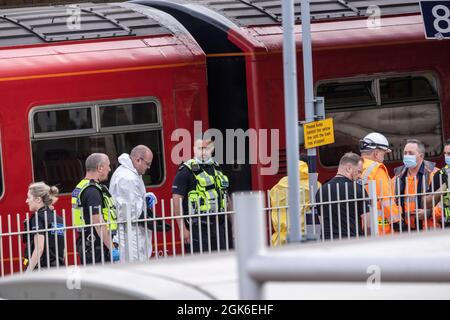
left=145, top=192, right=157, bottom=209
left=112, top=248, right=120, bottom=262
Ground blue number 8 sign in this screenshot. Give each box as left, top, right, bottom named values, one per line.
left=420, top=1, right=450, bottom=39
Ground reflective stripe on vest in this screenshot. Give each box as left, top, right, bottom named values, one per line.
left=183, top=159, right=229, bottom=214
left=362, top=161, right=378, bottom=187
left=362, top=159, right=401, bottom=225
left=71, top=179, right=118, bottom=231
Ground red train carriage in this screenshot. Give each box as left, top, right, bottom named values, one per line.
left=134, top=0, right=450, bottom=190
left=2, top=0, right=450, bottom=274
left=0, top=2, right=208, bottom=274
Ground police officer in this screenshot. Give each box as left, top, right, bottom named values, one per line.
left=72, top=153, right=119, bottom=265
left=24, top=182, right=64, bottom=272
left=425, top=139, right=450, bottom=227
left=172, top=137, right=233, bottom=254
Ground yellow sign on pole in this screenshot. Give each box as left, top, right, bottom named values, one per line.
left=303, top=118, right=334, bottom=149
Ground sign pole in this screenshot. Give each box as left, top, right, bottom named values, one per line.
left=282, top=0, right=301, bottom=243
left=300, top=0, right=319, bottom=216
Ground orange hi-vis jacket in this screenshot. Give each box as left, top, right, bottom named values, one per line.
left=362, top=158, right=401, bottom=234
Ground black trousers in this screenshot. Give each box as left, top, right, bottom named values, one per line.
left=76, top=234, right=111, bottom=265
left=185, top=220, right=234, bottom=254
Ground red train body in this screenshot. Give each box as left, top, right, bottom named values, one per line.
left=1, top=0, right=449, bottom=274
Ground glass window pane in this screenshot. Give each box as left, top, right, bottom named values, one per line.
left=380, top=76, right=438, bottom=103
left=33, top=108, right=93, bottom=134
left=32, top=130, right=164, bottom=193
left=317, top=81, right=375, bottom=109
left=319, top=103, right=442, bottom=167
left=100, top=102, right=158, bottom=128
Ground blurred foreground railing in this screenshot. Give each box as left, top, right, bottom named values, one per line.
left=1, top=175, right=450, bottom=277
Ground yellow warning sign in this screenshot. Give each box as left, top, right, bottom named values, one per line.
left=303, top=118, right=335, bottom=149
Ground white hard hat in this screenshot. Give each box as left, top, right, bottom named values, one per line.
left=359, top=132, right=391, bottom=152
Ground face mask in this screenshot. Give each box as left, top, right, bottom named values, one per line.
left=195, top=157, right=213, bottom=165
left=445, top=155, right=450, bottom=167
left=403, top=154, right=417, bottom=168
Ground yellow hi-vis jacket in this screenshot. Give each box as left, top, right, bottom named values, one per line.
left=270, top=161, right=320, bottom=246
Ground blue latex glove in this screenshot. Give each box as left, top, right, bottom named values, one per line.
left=145, top=192, right=157, bottom=209
left=112, top=248, right=120, bottom=262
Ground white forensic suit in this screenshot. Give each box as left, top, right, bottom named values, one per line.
left=109, top=153, right=152, bottom=262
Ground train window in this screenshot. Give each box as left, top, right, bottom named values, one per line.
left=99, top=102, right=159, bottom=128
left=33, top=108, right=94, bottom=135
left=30, top=99, right=164, bottom=193
left=316, top=81, right=375, bottom=109
left=317, top=73, right=442, bottom=167
left=380, top=76, right=438, bottom=103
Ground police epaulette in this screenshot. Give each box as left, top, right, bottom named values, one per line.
left=183, top=160, right=201, bottom=173
left=191, top=162, right=201, bottom=172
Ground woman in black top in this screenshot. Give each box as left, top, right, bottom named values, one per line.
left=24, top=182, right=64, bottom=272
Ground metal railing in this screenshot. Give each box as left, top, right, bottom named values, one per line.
left=1, top=174, right=449, bottom=277
left=234, top=191, right=450, bottom=299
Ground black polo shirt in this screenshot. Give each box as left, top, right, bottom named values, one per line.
left=23, top=206, right=65, bottom=268
left=79, top=182, right=104, bottom=243
left=315, top=175, right=369, bottom=240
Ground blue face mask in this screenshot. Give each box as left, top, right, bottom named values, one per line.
left=403, top=154, right=417, bottom=168
left=445, top=155, right=450, bottom=167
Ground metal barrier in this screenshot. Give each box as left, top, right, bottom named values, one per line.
left=1, top=174, right=449, bottom=277
left=235, top=192, right=450, bottom=299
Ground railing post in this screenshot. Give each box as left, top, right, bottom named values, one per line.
left=234, top=192, right=266, bottom=300
left=368, top=180, right=379, bottom=237
left=125, top=203, right=133, bottom=262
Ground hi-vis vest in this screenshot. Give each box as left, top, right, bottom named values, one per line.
left=437, top=165, right=450, bottom=223
left=71, top=179, right=118, bottom=231
left=183, top=159, right=229, bottom=214
left=393, top=160, right=436, bottom=213
left=361, top=158, right=401, bottom=231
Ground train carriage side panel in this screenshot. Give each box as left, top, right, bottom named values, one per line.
left=0, top=3, right=208, bottom=274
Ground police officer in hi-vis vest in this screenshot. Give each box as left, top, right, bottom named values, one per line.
left=425, top=139, right=450, bottom=228
left=172, top=137, right=233, bottom=254
left=72, top=153, right=119, bottom=265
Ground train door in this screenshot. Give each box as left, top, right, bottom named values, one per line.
left=134, top=1, right=252, bottom=193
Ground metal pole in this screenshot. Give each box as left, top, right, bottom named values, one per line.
left=234, top=192, right=266, bottom=300
left=125, top=204, right=133, bottom=262
left=282, top=0, right=301, bottom=243
left=368, top=180, right=379, bottom=237
left=247, top=255, right=450, bottom=282
left=300, top=0, right=318, bottom=226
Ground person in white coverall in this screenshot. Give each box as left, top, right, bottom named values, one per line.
left=109, top=145, right=154, bottom=262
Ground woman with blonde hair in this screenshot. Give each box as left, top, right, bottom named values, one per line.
left=23, top=182, right=65, bottom=272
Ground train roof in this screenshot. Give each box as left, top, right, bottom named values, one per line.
left=0, top=2, right=173, bottom=47
left=134, top=0, right=421, bottom=27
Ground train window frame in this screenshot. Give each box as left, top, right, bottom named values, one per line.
left=315, top=71, right=443, bottom=168
left=28, top=97, right=166, bottom=194
left=97, top=100, right=162, bottom=133
left=316, top=79, right=377, bottom=110
left=31, top=105, right=96, bottom=139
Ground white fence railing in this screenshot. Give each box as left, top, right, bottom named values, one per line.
left=1, top=175, right=449, bottom=277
